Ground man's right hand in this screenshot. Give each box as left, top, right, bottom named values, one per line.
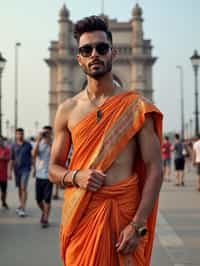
left=75, top=169, right=106, bottom=192
left=8, top=174, right=12, bottom=180
left=36, top=132, right=43, bottom=143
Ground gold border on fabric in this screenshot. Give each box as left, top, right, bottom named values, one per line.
left=62, top=189, right=85, bottom=227
left=92, top=98, right=140, bottom=167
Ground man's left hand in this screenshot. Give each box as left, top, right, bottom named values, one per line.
left=116, top=224, right=140, bottom=254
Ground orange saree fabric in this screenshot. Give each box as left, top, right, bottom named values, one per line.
left=60, top=91, right=163, bottom=266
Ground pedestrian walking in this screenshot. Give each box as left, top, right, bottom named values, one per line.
left=162, top=136, right=171, bottom=182
left=32, top=126, right=53, bottom=227
left=8, top=128, right=32, bottom=217
left=0, top=136, right=10, bottom=209
left=192, top=135, right=200, bottom=191
left=172, top=133, right=185, bottom=186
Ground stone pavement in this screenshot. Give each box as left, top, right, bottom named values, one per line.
left=155, top=167, right=200, bottom=266
left=0, top=168, right=200, bottom=266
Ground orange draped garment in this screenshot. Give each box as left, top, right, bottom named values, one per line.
left=60, top=91, right=163, bottom=266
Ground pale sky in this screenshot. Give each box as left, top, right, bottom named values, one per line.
left=1, top=0, right=200, bottom=137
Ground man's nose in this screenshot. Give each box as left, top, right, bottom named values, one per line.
left=91, top=47, right=99, bottom=57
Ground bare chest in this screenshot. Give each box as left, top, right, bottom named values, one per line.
left=105, top=138, right=138, bottom=184
left=68, top=102, right=99, bottom=131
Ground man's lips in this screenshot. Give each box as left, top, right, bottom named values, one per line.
left=89, top=61, right=104, bottom=67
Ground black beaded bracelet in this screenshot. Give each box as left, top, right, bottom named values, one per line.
left=61, top=170, right=68, bottom=187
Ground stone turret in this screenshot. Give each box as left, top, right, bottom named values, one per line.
left=58, top=4, right=71, bottom=51
left=57, top=4, right=73, bottom=103
left=45, top=4, right=74, bottom=125
left=131, top=3, right=144, bottom=55
left=130, top=3, right=156, bottom=100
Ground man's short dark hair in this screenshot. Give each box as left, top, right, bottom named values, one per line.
left=165, top=136, right=169, bottom=141
left=16, top=128, right=24, bottom=133
left=175, top=133, right=180, bottom=140
left=74, top=16, right=113, bottom=44
left=43, top=125, right=52, bottom=131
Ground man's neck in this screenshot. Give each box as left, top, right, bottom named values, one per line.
left=87, top=73, right=116, bottom=98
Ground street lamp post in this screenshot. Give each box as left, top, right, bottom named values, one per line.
left=14, top=42, right=21, bottom=131
left=34, top=120, right=39, bottom=135
left=190, top=50, right=200, bottom=137
left=5, top=119, right=10, bottom=138
left=189, top=118, right=193, bottom=139
left=176, top=65, right=185, bottom=140
left=0, top=52, right=7, bottom=136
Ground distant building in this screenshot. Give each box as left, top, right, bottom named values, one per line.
left=45, top=3, right=157, bottom=125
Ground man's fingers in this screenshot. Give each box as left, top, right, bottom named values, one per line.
left=92, top=170, right=106, bottom=180
left=89, top=176, right=103, bottom=186
left=87, top=183, right=101, bottom=192
left=122, top=238, right=138, bottom=254
left=123, top=242, right=137, bottom=255
left=116, top=234, right=126, bottom=252
left=116, top=233, right=123, bottom=248
left=94, top=170, right=106, bottom=176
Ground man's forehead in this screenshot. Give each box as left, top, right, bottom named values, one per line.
left=79, top=31, right=108, bottom=46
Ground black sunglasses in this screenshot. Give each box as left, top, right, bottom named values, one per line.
left=78, top=42, right=111, bottom=57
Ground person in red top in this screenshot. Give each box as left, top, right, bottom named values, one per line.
left=0, top=136, right=10, bottom=209
left=162, top=136, right=172, bottom=182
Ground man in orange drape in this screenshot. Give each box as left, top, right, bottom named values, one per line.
left=49, top=16, right=163, bottom=266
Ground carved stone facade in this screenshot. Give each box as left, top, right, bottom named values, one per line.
left=45, top=4, right=157, bottom=125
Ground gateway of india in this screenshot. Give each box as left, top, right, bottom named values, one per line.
left=45, top=3, right=157, bottom=125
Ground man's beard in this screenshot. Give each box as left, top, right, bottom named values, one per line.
left=81, top=58, right=112, bottom=79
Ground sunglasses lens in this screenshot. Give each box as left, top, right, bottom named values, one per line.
left=79, top=43, right=110, bottom=57
left=96, top=43, right=110, bottom=55
left=79, top=45, right=93, bottom=57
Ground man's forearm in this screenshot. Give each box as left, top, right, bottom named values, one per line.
left=8, top=160, right=14, bottom=176
left=133, top=164, right=163, bottom=225
left=32, top=140, right=40, bottom=158
left=49, top=163, right=74, bottom=186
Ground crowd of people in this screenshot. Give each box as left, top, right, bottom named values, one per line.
left=1, top=128, right=200, bottom=229
left=162, top=133, right=200, bottom=191
left=0, top=126, right=64, bottom=228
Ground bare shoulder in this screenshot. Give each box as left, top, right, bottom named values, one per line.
left=55, top=90, right=85, bottom=128
left=140, top=114, right=154, bottom=133
left=54, top=98, right=76, bottom=130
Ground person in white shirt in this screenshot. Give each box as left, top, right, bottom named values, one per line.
left=192, top=135, right=200, bottom=191
left=32, top=126, right=53, bottom=227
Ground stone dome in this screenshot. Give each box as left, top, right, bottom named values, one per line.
left=59, top=4, right=70, bottom=18
left=132, top=3, right=143, bottom=17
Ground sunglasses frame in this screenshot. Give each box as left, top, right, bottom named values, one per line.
left=78, top=42, right=112, bottom=57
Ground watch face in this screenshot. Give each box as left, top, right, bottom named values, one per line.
left=138, top=227, right=147, bottom=237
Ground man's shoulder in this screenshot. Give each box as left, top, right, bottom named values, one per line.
left=58, top=91, right=84, bottom=115
left=11, top=143, right=18, bottom=150
left=0, top=147, right=8, bottom=154
left=24, top=141, right=32, bottom=149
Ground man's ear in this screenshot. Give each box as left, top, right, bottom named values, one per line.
left=111, top=47, right=117, bottom=61
left=76, top=54, right=82, bottom=66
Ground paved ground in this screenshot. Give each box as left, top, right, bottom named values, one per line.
left=0, top=168, right=200, bottom=266
left=155, top=167, right=200, bottom=266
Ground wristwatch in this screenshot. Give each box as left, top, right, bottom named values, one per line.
left=130, top=221, right=148, bottom=237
